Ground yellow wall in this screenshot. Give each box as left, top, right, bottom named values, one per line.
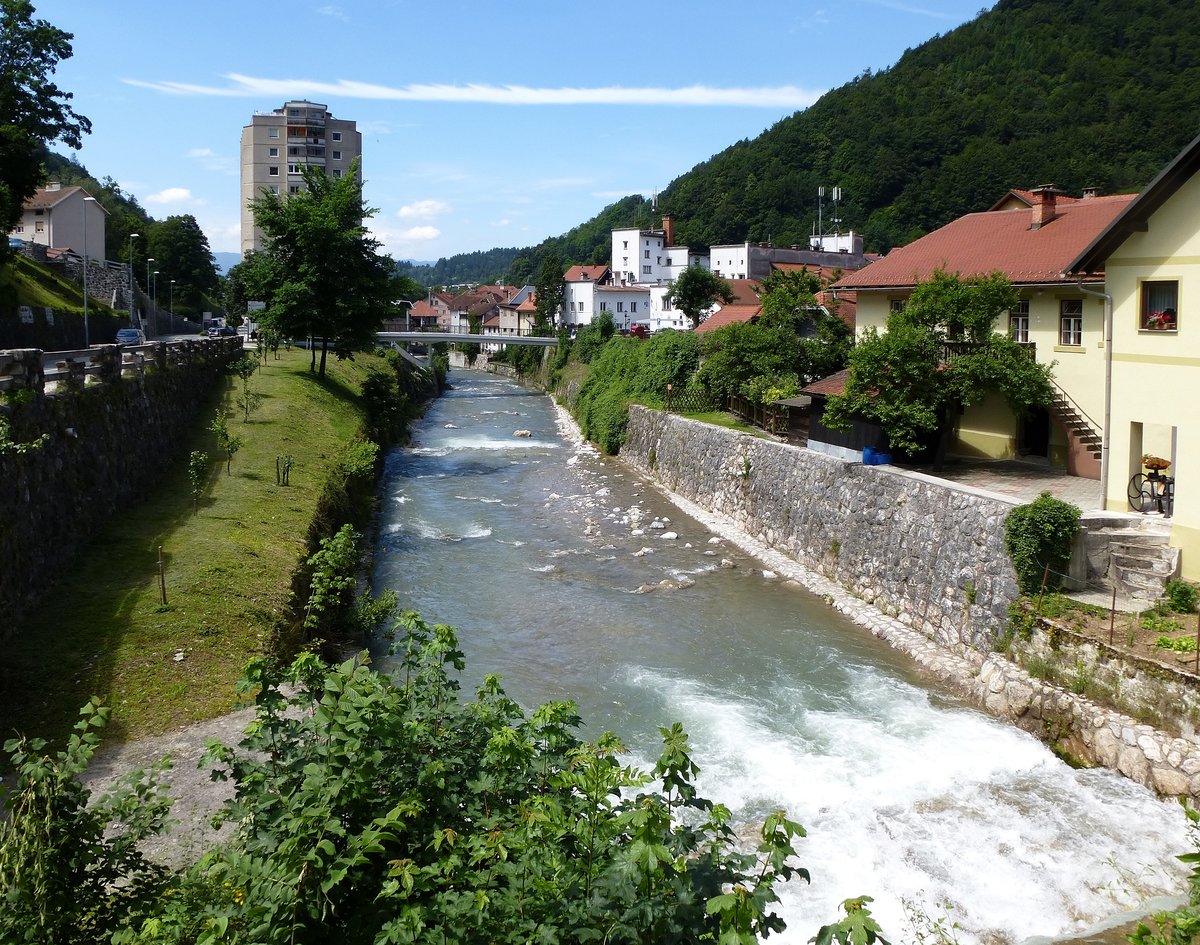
left=1102, top=171, right=1200, bottom=578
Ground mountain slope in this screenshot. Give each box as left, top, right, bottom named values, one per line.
left=663, top=0, right=1200, bottom=252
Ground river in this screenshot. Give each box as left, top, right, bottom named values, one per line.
left=371, top=369, right=1190, bottom=944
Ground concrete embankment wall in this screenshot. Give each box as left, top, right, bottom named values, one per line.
left=621, top=406, right=1200, bottom=797
left=0, top=341, right=242, bottom=629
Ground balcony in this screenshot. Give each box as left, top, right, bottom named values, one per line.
left=939, top=340, right=1036, bottom=362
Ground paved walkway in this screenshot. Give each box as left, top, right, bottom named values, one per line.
left=923, top=458, right=1106, bottom=509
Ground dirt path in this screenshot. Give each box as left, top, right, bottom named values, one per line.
left=81, top=706, right=258, bottom=870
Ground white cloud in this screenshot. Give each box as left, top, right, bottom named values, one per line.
left=861, top=0, right=957, bottom=17
left=315, top=4, right=348, bottom=19
left=146, top=187, right=204, bottom=206
left=124, top=73, right=823, bottom=108
left=494, top=219, right=511, bottom=227
left=187, top=147, right=235, bottom=175
left=188, top=147, right=215, bottom=158
left=398, top=226, right=441, bottom=241
left=397, top=199, right=450, bottom=220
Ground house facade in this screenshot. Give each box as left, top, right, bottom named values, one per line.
left=1069, top=133, right=1200, bottom=578
left=834, top=187, right=1136, bottom=475
left=9, top=184, right=107, bottom=258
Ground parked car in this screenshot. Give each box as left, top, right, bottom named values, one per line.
left=8, top=237, right=25, bottom=249
left=115, top=328, right=146, bottom=346
left=207, top=326, right=238, bottom=338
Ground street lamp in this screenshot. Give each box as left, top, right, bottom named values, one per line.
left=128, top=233, right=139, bottom=329
left=170, top=279, right=177, bottom=334
left=82, top=196, right=97, bottom=346
left=152, top=270, right=159, bottom=328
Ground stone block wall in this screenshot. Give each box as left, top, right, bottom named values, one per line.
left=623, top=406, right=1020, bottom=650
left=0, top=340, right=242, bottom=629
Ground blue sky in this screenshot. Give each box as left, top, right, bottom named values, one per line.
left=43, top=0, right=989, bottom=263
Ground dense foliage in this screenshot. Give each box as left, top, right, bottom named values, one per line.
left=666, top=265, right=735, bottom=329
left=0, top=613, right=885, bottom=945
left=574, top=331, right=701, bottom=454
left=824, top=271, right=1054, bottom=462
left=696, top=270, right=852, bottom=403
left=1003, top=492, right=1083, bottom=593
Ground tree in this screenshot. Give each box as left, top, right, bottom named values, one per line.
left=0, top=1, right=91, bottom=246
left=533, top=251, right=565, bottom=331
left=146, top=215, right=219, bottom=318
left=666, top=265, right=735, bottom=329
left=823, top=270, right=1055, bottom=467
left=249, top=161, right=393, bottom=379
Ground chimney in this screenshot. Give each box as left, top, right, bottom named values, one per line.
left=1030, top=184, right=1060, bottom=229
left=662, top=215, right=674, bottom=247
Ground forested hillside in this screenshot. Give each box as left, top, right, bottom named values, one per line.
left=419, top=0, right=1200, bottom=285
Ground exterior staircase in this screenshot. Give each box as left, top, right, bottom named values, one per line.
left=1048, top=385, right=1102, bottom=459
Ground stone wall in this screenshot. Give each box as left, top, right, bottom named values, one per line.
left=621, top=406, right=1200, bottom=797
left=623, top=406, right=1019, bottom=649
left=0, top=339, right=243, bottom=629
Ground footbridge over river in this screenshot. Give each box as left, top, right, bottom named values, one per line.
left=377, top=331, right=558, bottom=347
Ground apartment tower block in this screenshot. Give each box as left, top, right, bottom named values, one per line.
left=239, top=100, right=362, bottom=254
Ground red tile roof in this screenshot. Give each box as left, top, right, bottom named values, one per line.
left=724, top=279, right=761, bottom=305
left=565, top=265, right=609, bottom=283
left=696, top=304, right=761, bottom=333
left=833, top=193, right=1136, bottom=291
left=800, top=368, right=851, bottom=397
left=24, top=185, right=84, bottom=209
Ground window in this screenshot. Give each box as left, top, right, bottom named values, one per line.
left=332, top=131, right=342, bottom=142
left=631, top=302, right=637, bottom=313
left=622, top=240, right=628, bottom=249
left=268, top=146, right=279, bottom=157
left=889, top=298, right=907, bottom=313
left=656, top=256, right=661, bottom=265
left=642, top=265, right=652, bottom=275
left=289, top=185, right=301, bottom=194
left=288, top=146, right=299, bottom=156
left=268, top=185, right=280, bottom=194
left=14, top=225, right=22, bottom=233
left=1141, top=280, right=1178, bottom=330
left=600, top=302, right=608, bottom=311
left=1009, top=300, right=1030, bottom=343
left=578, top=301, right=584, bottom=312
left=617, top=302, right=624, bottom=312
left=332, top=169, right=342, bottom=178
left=268, top=166, right=279, bottom=176
left=1059, top=299, right=1083, bottom=346
left=268, top=127, right=280, bottom=139
left=332, top=150, right=341, bottom=160
left=288, top=164, right=301, bottom=174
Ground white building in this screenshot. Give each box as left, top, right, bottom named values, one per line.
left=562, top=265, right=610, bottom=328
left=611, top=226, right=672, bottom=285
left=240, top=100, right=361, bottom=254
left=8, top=183, right=107, bottom=257
left=710, top=234, right=869, bottom=280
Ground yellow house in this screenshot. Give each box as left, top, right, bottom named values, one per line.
left=834, top=187, right=1136, bottom=476
left=1069, top=133, right=1200, bottom=579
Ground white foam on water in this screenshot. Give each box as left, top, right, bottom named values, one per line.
left=528, top=564, right=558, bottom=573
left=454, top=494, right=504, bottom=504
left=622, top=665, right=1190, bottom=944
left=419, top=434, right=561, bottom=452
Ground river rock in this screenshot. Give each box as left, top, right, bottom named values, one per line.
left=660, top=531, right=678, bottom=540
left=513, top=430, right=532, bottom=437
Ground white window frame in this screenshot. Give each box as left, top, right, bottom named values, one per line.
left=267, top=127, right=280, bottom=139
left=1009, top=300, right=1030, bottom=343
left=1059, top=299, right=1083, bottom=346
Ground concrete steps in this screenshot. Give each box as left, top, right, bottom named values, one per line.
left=1104, top=529, right=1180, bottom=600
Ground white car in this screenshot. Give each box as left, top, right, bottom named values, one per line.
left=115, top=328, right=146, bottom=346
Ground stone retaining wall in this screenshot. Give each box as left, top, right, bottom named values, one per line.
left=0, top=340, right=242, bottom=629
left=623, top=406, right=1019, bottom=649
left=621, top=406, right=1200, bottom=797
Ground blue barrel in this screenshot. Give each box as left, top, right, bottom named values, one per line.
left=862, top=446, right=876, bottom=464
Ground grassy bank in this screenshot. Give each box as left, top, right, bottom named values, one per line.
left=0, top=348, right=383, bottom=745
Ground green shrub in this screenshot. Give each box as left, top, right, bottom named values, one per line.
left=1154, top=634, right=1198, bottom=654
left=1164, top=579, right=1200, bottom=614
left=1003, top=493, right=1082, bottom=593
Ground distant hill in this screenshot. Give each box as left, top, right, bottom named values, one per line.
left=421, top=0, right=1200, bottom=284
left=214, top=252, right=241, bottom=275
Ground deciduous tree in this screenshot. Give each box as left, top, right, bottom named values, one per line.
left=0, top=0, right=91, bottom=246
left=666, top=264, right=735, bottom=329
left=250, top=161, right=393, bottom=378
left=146, top=215, right=219, bottom=317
